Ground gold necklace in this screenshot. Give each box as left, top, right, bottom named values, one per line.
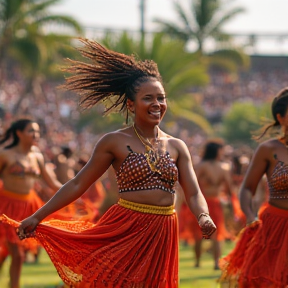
left=133, top=124, right=160, bottom=172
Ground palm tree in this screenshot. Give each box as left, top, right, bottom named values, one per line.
left=81, top=32, right=213, bottom=134
left=0, top=0, right=83, bottom=112
left=154, top=0, right=250, bottom=86
left=154, top=0, right=245, bottom=54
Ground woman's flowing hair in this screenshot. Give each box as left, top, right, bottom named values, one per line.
left=253, top=87, right=288, bottom=141
left=60, top=38, right=163, bottom=122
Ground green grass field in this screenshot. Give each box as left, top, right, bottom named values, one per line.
left=0, top=241, right=234, bottom=288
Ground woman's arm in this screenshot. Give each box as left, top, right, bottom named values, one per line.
left=223, top=168, right=234, bottom=197
left=175, top=139, right=208, bottom=216
left=174, top=139, right=216, bottom=238
left=240, top=143, right=269, bottom=224
left=36, top=152, right=63, bottom=191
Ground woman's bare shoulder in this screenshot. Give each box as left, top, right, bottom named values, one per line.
left=0, top=147, right=13, bottom=158
left=159, top=130, right=183, bottom=143
left=250, top=138, right=282, bottom=163
left=160, top=131, right=189, bottom=158
left=94, top=127, right=134, bottom=154
left=256, top=138, right=282, bottom=151
left=100, top=127, right=132, bottom=142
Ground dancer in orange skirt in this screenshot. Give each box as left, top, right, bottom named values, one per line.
left=193, top=140, right=233, bottom=269
left=2, top=39, right=217, bottom=288
left=0, top=118, right=63, bottom=288
left=219, top=87, right=288, bottom=288
left=76, top=154, right=107, bottom=222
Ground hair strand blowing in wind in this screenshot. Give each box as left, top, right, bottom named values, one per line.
left=60, top=38, right=162, bottom=120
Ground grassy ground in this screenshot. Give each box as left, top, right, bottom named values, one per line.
left=179, top=241, right=234, bottom=288
left=0, top=240, right=234, bottom=288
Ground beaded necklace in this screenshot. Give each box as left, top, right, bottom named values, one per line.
left=133, top=124, right=161, bottom=173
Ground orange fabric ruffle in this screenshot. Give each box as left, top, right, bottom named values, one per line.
left=0, top=200, right=179, bottom=288
left=219, top=204, right=288, bottom=288
left=224, top=193, right=246, bottom=238
left=57, top=199, right=100, bottom=223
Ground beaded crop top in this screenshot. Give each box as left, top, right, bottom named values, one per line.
left=268, top=160, right=288, bottom=199
left=7, top=161, right=41, bottom=178
left=116, top=146, right=178, bottom=194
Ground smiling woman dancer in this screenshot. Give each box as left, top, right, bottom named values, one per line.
left=0, top=118, right=62, bottom=288
left=219, top=88, right=288, bottom=288
left=1, top=39, right=216, bottom=288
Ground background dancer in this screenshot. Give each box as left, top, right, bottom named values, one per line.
left=193, top=140, right=233, bottom=269
left=0, top=118, right=62, bottom=288
left=219, top=87, right=288, bottom=288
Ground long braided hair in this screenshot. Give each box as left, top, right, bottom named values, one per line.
left=61, top=38, right=163, bottom=122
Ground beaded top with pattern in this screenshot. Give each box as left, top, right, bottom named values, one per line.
left=116, top=146, right=178, bottom=194
left=7, top=161, right=41, bottom=178
left=268, top=160, right=288, bottom=199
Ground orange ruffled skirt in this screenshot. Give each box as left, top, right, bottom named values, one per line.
left=1, top=198, right=179, bottom=288
left=0, top=188, right=43, bottom=252
left=219, top=203, right=288, bottom=288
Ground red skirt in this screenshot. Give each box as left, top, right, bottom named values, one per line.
left=1, top=198, right=179, bottom=288
left=0, top=189, right=43, bottom=252
left=178, top=202, right=196, bottom=244
left=219, top=204, right=288, bottom=288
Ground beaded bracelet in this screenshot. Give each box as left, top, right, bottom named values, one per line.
left=197, top=212, right=210, bottom=222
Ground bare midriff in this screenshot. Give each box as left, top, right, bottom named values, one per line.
left=120, top=189, right=175, bottom=206
left=269, top=199, right=288, bottom=210
left=1, top=175, right=37, bottom=195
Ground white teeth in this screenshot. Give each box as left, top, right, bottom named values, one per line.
left=150, top=111, right=160, bottom=116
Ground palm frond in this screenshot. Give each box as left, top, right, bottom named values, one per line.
left=169, top=103, right=213, bottom=134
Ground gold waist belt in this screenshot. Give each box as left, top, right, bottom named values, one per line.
left=118, top=198, right=175, bottom=215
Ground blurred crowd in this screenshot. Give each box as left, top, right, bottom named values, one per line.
left=1, top=66, right=287, bottom=164
left=200, top=68, right=288, bottom=121
left=0, top=66, right=283, bottom=262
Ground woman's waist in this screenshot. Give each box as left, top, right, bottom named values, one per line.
left=119, top=189, right=175, bottom=207
left=2, top=177, right=36, bottom=193
left=117, top=198, right=175, bottom=215
left=268, top=199, right=288, bottom=211
left=0, top=188, right=36, bottom=200
left=258, top=202, right=288, bottom=220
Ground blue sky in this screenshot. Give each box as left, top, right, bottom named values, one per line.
left=50, top=0, right=288, bottom=55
